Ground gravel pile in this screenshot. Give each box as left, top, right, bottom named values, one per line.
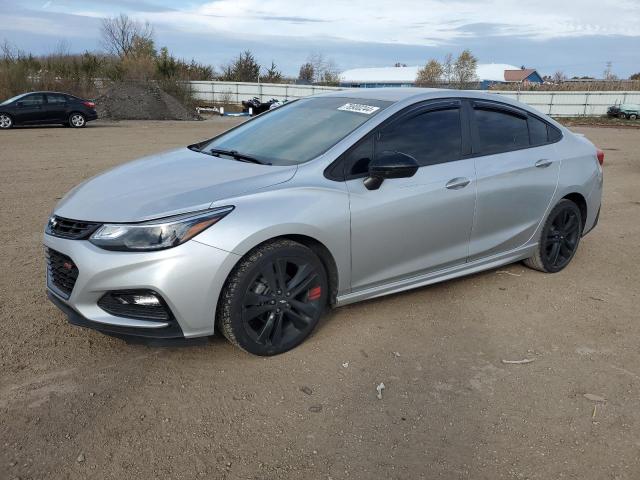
left=96, top=83, right=199, bottom=120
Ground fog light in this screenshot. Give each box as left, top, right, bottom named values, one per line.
left=115, top=293, right=161, bottom=306
left=98, top=290, right=172, bottom=322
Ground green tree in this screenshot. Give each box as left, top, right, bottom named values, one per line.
left=220, top=50, right=261, bottom=82
left=260, top=61, right=283, bottom=83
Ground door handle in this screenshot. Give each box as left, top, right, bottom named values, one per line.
left=535, top=159, right=553, bottom=168
left=445, top=177, right=471, bottom=190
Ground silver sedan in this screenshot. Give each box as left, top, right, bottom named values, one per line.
left=44, top=89, right=603, bottom=355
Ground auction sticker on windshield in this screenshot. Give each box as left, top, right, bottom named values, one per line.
left=337, top=103, right=380, bottom=115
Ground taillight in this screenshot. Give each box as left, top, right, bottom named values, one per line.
left=596, top=149, right=604, bottom=166
left=83, top=101, right=96, bottom=109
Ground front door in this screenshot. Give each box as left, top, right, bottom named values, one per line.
left=13, top=93, right=46, bottom=124
left=346, top=102, right=476, bottom=291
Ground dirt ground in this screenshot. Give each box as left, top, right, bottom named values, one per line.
left=1, top=119, right=639, bottom=480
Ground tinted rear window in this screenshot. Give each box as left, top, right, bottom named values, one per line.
left=474, top=108, right=529, bottom=154
left=47, top=94, right=68, bottom=104
left=529, top=115, right=548, bottom=145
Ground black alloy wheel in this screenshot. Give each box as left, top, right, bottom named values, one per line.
left=524, top=199, right=583, bottom=273
left=544, top=207, right=581, bottom=269
left=218, top=239, right=328, bottom=355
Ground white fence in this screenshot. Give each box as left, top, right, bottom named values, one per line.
left=490, top=91, right=640, bottom=117
left=188, top=81, right=640, bottom=117
left=188, top=81, right=341, bottom=104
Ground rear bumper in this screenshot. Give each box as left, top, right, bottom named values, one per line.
left=582, top=205, right=600, bottom=237
left=85, top=111, right=98, bottom=121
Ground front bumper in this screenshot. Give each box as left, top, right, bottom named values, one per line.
left=44, top=233, right=240, bottom=339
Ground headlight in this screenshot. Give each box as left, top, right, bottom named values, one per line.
left=89, top=206, right=233, bottom=251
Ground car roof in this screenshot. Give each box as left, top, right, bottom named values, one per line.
left=316, top=87, right=450, bottom=102
left=317, top=87, right=517, bottom=103
left=315, top=87, right=555, bottom=121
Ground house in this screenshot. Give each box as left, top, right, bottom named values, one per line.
left=339, top=64, right=543, bottom=89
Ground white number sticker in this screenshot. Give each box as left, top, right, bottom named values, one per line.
left=337, top=103, right=380, bottom=115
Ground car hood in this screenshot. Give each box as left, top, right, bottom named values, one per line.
left=54, top=147, right=297, bottom=222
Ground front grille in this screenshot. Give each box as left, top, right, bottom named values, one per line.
left=98, top=291, right=172, bottom=322
left=46, top=248, right=79, bottom=299
left=46, top=216, right=101, bottom=240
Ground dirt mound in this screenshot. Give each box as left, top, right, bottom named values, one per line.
left=96, top=83, right=199, bottom=121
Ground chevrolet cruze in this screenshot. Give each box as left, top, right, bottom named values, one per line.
left=44, top=89, right=603, bottom=355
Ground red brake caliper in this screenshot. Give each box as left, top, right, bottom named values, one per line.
left=307, top=286, right=322, bottom=301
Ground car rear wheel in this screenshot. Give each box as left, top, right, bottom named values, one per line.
left=0, top=114, right=12, bottom=129
left=630, top=114, right=638, bottom=120
left=524, top=199, right=583, bottom=273
left=217, top=239, right=328, bottom=356
left=69, top=113, right=86, bottom=128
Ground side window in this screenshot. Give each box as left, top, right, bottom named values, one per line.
left=528, top=115, right=548, bottom=145
left=345, top=135, right=374, bottom=177
left=46, top=94, right=68, bottom=104
left=377, top=108, right=462, bottom=167
left=474, top=108, right=529, bottom=154
left=548, top=124, right=562, bottom=143
left=19, top=94, right=45, bottom=107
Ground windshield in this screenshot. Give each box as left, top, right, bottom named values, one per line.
left=0, top=93, right=28, bottom=106
left=201, top=96, right=392, bottom=166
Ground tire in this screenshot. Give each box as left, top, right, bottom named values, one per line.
left=630, top=114, right=638, bottom=120
left=68, top=113, right=86, bottom=128
left=524, top=199, right=583, bottom=273
left=217, top=239, right=329, bottom=356
left=618, top=113, right=626, bottom=119
left=0, top=113, right=12, bottom=129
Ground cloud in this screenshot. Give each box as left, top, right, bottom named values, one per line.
left=134, top=0, right=640, bottom=44
left=0, top=0, right=638, bottom=77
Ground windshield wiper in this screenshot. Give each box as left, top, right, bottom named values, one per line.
left=209, top=148, right=270, bottom=165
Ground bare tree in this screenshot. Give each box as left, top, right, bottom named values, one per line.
left=1, top=39, right=19, bottom=62
left=552, top=70, right=567, bottom=84
left=306, top=52, right=339, bottom=84
left=442, top=53, right=453, bottom=84
left=101, top=13, right=154, bottom=59
left=603, top=61, right=618, bottom=81
left=453, top=49, right=477, bottom=88
left=415, top=59, right=443, bottom=87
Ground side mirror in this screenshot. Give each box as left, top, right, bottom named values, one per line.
left=363, top=151, right=419, bottom=190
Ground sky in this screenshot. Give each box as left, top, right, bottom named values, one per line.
left=1, top=0, right=639, bottom=78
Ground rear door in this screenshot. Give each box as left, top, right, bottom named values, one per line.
left=346, top=101, right=477, bottom=291
left=44, top=93, right=69, bottom=122
left=468, top=101, right=560, bottom=260
left=13, top=93, right=46, bottom=124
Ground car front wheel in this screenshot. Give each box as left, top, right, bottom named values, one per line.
left=0, top=114, right=12, bottom=129
left=524, top=199, right=583, bottom=273
left=217, top=239, right=329, bottom=356
left=69, top=113, right=86, bottom=128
